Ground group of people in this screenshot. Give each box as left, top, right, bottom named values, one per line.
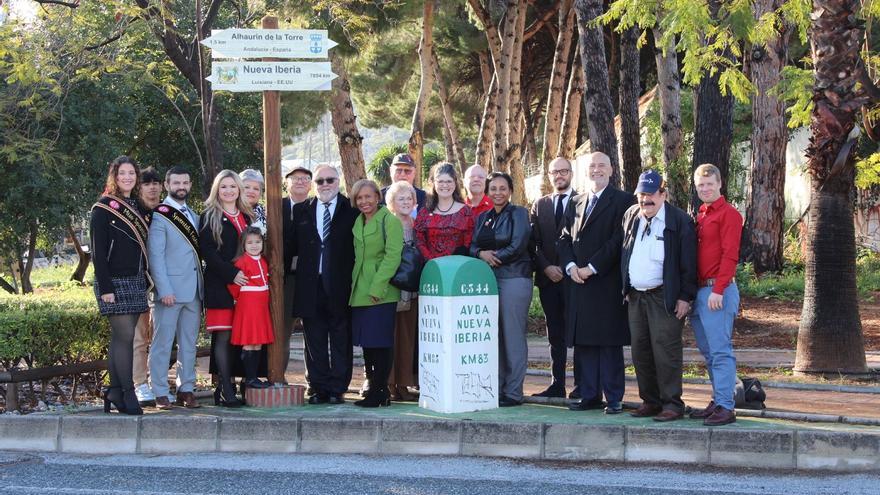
left=90, top=148, right=742, bottom=425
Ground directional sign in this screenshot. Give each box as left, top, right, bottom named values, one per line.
left=207, top=61, right=336, bottom=92
left=202, top=29, right=338, bottom=59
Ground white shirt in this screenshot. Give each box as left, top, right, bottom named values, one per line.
left=628, top=203, right=667, bottom=290
left=316, top=196, right=337, bottom=274
left=552, top=187, right=574, bottom=214
left=565, top=187, right=605, bottom=277
left=164, top=197, right=195, bottom=226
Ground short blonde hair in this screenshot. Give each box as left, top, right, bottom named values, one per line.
left=694, top=163, right=721, bottom=180
left=349, top=179, right=381, bottom=207
left=385, top=180, right=417, bottom=214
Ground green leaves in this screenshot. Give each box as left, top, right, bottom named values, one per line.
left=772, top=64, right=814, bottom=128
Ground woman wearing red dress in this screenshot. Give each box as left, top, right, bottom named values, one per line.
left=414, top=162, right=474, bottom=261
left=228, top=226, right=274, bottom=390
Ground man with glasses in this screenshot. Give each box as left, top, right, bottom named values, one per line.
left=530, top=157, right=577, bottom=398
left=281, top=163, right=313, bottom=380
left=620, top=170, right=697, bottom=422
left=285, top=164, right=359, bottom=404
left=380, top=153, right=426, bottom=214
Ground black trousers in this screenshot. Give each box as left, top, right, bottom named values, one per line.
left=538, top=281, right=568, bottom=388
left=573, top=345, right=625, bottom=404
left=302, top=279, right=352, bottom=396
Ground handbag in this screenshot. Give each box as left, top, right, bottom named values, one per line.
left=381, top=216, right=425, bottom=292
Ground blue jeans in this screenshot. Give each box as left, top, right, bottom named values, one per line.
left=689, top=283, right=739, bottom=410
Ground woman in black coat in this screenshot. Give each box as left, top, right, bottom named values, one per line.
left=199, top=170, right=253, bottom=407
left=90, top=156, right=151, bottom=415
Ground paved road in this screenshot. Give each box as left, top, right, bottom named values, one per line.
left=1, top=452, right=877, bottom=495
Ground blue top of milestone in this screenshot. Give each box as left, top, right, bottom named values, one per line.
left=419, top=255, right=498, bottom=297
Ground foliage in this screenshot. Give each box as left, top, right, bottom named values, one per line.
left=367, top=143, right=408, bottom=186
left=771, top=64, right=814, bottom=129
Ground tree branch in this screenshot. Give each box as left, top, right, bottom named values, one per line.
left=524, top=4, right=559, bottom=42
left=84, top=33, right=122, bottom=51
left=467, top=0, right=502, bottom=68
left=201, top=0, right=224, bottom=34
left=33, top=0, right=80, bottom=8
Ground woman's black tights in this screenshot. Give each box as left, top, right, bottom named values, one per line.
left=213, top=330, right=237, bottom=397
left=362, top=347, right=393, bottom=394
left=107, top=314, right=139, bottom=391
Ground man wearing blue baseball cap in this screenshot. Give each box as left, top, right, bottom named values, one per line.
left=380, top=153, right=426, bottom=213
left=620, top=170, right=697, bottom=422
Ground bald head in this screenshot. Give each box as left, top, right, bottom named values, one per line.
left=464, top=164, right=488, bottom=198
left=548, top=157, right=573, bottom=192
left=587, top=151, right=612, bottom=192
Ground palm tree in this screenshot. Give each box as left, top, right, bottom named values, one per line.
left=794, top=0, right=869, bottom=374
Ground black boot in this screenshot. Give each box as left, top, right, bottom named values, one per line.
left=243, top=350, right=270, bottom=389
left=214, top=331, right=242, bottom=407
left=121, top=388, right=144, bottom=415
left=103, top=387, right=126, bottom=413
left=355, top=348, right=391, bottom=408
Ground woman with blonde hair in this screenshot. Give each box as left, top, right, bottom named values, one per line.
left=199, top=170, right=254, bottom=407
left=384, top=181, right=419, bottom=401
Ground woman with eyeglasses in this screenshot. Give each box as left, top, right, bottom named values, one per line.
left=469, top=172, right=533, bottom=407
left=414, top=162, right=474, bottom=261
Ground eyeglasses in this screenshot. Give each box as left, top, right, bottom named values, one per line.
left=315, top=177, right=337, bottom=186
left=290, top=176, right=311, bottom=183
left=549, top=169, right=571, bottom=176
left=394, top=168, right=415, bottom=175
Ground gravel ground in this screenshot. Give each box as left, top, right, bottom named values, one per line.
left=0, top=453, right=876, bottom=494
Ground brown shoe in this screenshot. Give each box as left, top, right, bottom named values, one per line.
left=629, top=403, right=663, bottom=418
left=653, top=409, right=684, bottom=422
left=175, top=391, right=201, bottom=409
left=155, top=396, right=173, bottom=410
left=689, top=400, right=716, bottom=419
left=703, top=406, right=736, bottom=426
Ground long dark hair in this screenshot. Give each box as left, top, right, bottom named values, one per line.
left=101, top=155, right=141, bottom=200
left=425, top=162, right=465, bottom=212
left=234, top=226, right=264, bottom=262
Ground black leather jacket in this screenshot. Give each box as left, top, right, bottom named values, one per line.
left=470, top=204, right=533, bottom=279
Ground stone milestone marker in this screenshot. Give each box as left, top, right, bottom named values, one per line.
left=418, top=255, right=499, bottom=413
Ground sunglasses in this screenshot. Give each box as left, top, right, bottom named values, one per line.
left=315, top=177, right=337, bottom=186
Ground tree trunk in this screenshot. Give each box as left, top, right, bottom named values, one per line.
left=506, top=0, right=528, bottom=205
left=741, top=0, right=789, bottom=274
left=574, top=0, right=621, bottom=187
left=540, top=0, right=575, bottom=193
left=19, top=221, right=37, bottom=294
left=68, top=224, right=90, bottom=284
left=690, top=0, right=734, bottom=213
left=478, top=50, right=493, bottom=95
left=493, top=0, right=523, bottom=173
left=467, top=0, right=503, bottom=68
left=329, top=52, right=366, bottom=192
left=618, top=25, right=642, bottom=192
left=476, top=74, right=498, bottom=171
left=795, top=0, right=867, bottom=375
left=432, top=52, right=468, bottom=169
left=409, top=1, right=435, bottom=187
left=0, top=276, right=15, bottom=294
left=653, top=27, right=686, bottom=208
left=558, top=46, right=584, bottom=159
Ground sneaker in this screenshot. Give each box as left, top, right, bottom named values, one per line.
left=135, top=383, right=156, bottom=405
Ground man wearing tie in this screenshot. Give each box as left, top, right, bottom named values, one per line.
left=286, top=164, right=359, bottom=404
left=147, top=166, right=203, bottom=410
left=530, top=157, right=577, bottom=398
left=558, top=152, right=634, bottom=414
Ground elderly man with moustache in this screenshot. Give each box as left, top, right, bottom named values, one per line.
left=530, top=157, right=578, bottom=398
left=558, top=152, right=634, bottom=414
left=621, top=170, right=697, bottom=422
left=286, top=164, right=360, bottom=404
left=380, top=153, right=426, bottom=213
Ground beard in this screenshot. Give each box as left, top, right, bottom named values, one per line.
left=170, top=189, right=189, bottom=201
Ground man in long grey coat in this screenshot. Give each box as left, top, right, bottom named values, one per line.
left=147, top=166, right=203, bottom=410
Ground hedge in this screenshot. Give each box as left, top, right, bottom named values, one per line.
left=0, top=286, right=109, bottom=369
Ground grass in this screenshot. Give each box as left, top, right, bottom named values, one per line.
left=738, top=252, right=880, bottom=301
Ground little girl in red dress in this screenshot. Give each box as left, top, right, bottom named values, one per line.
left=227, top=226, right=274, bottom=389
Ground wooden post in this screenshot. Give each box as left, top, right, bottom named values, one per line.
left=261, top=16, right=286, bottom=383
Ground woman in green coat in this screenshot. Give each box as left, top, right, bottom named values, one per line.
left=349, top=179, right=403, bottom=407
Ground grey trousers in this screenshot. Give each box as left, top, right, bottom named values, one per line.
left=627, top=288, right=685, bottom=413
left=497, top=277, right=534, bottom=402
left=148, top=298, right=201, bottom=397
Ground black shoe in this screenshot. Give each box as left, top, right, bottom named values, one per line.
left=531, top=385, right=566, bottom=398
left=354, top=390, right=390, bottom=408
left=308, top=393, right=329, bottom=405
left=121, top=388, right=144, bottom=416
left=218, top=380, right=243, bottom=408
left=328, top=394, right=345, bottom=405
left=568, top=399, right=605, bottom=411
left=604, top=402, right=623, bottom=414
left=102, top=387, right=126, bottom=414
left=568, top=389, right=581, bottom=400
left=499, top=396, right=522, bottom=407
left=245, top=378, right=271, bottom=389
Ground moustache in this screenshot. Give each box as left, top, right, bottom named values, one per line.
left=639, top=201, right=656, bottom=206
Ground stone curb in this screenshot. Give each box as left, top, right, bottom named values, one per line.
left=2, top=415, right=878, bottom=472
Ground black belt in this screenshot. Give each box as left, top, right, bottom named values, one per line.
left=633, top=285, right=663, bottom=295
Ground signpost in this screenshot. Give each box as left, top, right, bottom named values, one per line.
left=201, top=19, right=336, bottom=385
left=201, top=28, right=338, bottom=59
left=207, top=61, right=336, bottom=92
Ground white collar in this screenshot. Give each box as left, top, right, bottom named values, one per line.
left=641, top=203, right=667, bottom=223
left=164, top=197, right=188, bottom=210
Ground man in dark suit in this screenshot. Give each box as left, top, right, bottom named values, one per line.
left=558, top=151, right=635, bottom=414
left=281, top=164, right=312, bottom=380
left=380, top=153, right=426, bottom=212
left=530, top=157, right=577, bottom=398
left=286, top=164, right=359, bottom=404
left=620, top=170, right=697, bottom=422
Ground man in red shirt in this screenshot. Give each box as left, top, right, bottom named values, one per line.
left=464, top=164, right=493, bottom=216
left=689, top=163, right=743, bottom=426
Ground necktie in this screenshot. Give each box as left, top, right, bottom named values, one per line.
left=180, top=206, right=192, bottom=224
left=642, top=216, right=653, bottom=240
left=584, top=194, right=599, bottom=222
left=322, top=202, right=332, bottom=240
left=554, top=193, right=567, bottom=228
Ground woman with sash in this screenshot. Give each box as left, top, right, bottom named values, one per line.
left=90, top=156, right=152, bottom=415
left=199, top=170, right=253, bottom=407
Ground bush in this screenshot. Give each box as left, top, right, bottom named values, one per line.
left=0, top=286, right=108, bottom=370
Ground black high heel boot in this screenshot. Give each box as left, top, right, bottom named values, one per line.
left=219, top=379, right=243, bottom=408
left=121, top=388, right=144, bottom=416
left=103, top=387, right=126, bottom=414
left=354, top=388, right=390, bottom=408
left=213, top=386, right=222, bottom=406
